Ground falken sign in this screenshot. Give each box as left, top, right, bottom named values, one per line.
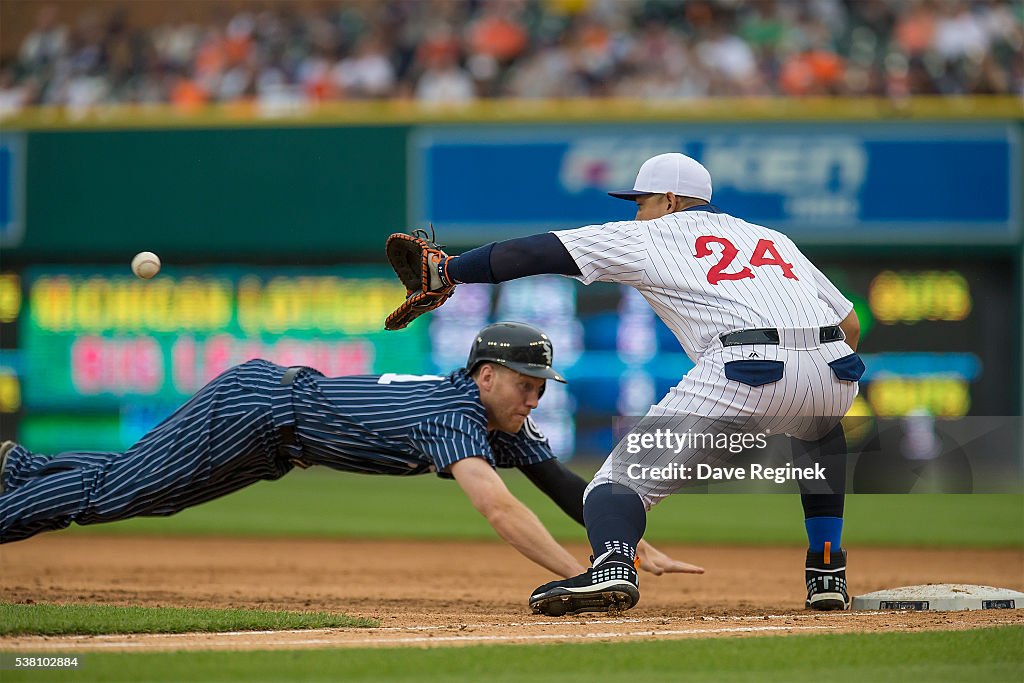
left=410, top=124, right=1018, bottom=245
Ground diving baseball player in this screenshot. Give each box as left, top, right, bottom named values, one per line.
left=0, top=322, right=696, bottom=580
left=387, top=153, right=863, bottom=615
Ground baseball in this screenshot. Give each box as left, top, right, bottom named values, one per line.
left=131, top=251, right=161, bottom=279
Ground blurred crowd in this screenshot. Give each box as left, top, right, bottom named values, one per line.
left=2, top=0, right=1023, bottom=113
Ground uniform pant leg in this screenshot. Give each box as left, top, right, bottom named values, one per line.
left=585, top=343, right=858, bottom=509
left=0, top=360, right=295, bottom=543
left=579, top=367, right=763, bottom=561
left=586, top=352, right=762, bottom=509
left=0, top=448, right=115, bottom=542
left=587, top=413, right=752, bottom=509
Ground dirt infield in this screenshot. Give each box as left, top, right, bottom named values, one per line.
left=1, top=536, right=1022, bottom=650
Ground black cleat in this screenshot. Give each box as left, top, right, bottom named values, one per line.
left=529, top=551, right=640, bottom=617
left=805, top=543, right=849, bottom=611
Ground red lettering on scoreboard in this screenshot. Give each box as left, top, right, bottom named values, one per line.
left=71, top=336, right=164, bottom=395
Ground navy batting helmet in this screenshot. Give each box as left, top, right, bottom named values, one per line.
left=467, top=322, right=567, bottom=383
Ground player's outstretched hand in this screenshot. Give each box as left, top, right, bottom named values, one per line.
left=636, top=539, right=705, bottom=575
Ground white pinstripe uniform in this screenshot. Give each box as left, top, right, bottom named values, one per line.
left=553, top=208, right=859, bottom=509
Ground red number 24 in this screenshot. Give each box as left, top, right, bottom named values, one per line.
left=694, top=236, right=798, bottom=286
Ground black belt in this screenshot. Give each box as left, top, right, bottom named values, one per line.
left=279, top=367, right=303, bottom=459
left=720, top=326, right=843, bottom=347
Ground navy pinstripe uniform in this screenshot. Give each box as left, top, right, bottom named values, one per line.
left=0, top=359, right=555, bottom=544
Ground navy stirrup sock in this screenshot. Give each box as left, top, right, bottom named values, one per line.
left=583, top=483, right=646, bottom=563
left=796, top=422, right=847, bottom=553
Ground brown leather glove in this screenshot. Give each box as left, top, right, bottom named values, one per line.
left=384, top=227, right=457, bottom=331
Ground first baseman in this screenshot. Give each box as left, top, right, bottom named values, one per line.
left=396, top=153, right=863, bottom=615
left=0, top=322, right=697, bottom=580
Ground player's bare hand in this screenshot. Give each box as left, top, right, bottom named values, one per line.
left=636, top=540, right=705, bottom=575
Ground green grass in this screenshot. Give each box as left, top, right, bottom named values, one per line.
left=0, top=603, right=376, bottom=636
left=63, top=468, right=1023, bottom=548
left=1, top=626, right=1020, bottom=682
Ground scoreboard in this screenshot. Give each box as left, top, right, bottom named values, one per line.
left=23, top=267, right=426, bottom=402
left=821, top=258, right=1016, bottom=418
left=3, top=267, right=433, bottom=453
left=0, top=256, right=1017, bottom=458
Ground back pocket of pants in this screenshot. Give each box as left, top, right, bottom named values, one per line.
left=724, top=360, right=785, bottom=387
left=827, top=353, right=865, bottom=382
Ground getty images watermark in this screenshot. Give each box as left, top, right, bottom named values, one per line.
left=618, top=430, right=827, bottom=483
left=609, top=415, right=1024, bottom=494
left=623, top=428, right=827, bottom=485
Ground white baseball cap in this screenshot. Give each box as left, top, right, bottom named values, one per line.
left=608, top=153, right=713, bottom=202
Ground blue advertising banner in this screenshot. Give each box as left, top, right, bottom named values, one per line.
left=410, top=124, right=1019, bottom=244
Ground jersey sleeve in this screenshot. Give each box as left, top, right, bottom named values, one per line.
left=408, top=412, right=495, bottom=478
left=551, top=221, right=649, bottom=285
left=489, top=417, right=557, bottom=468
left=804, top=259, right=854, bottom=320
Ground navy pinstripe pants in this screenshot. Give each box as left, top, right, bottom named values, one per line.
left=0, top=360, right=300, bottom=543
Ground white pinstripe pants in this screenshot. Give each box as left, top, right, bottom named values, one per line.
left=587, top=328, right=859, bottom=509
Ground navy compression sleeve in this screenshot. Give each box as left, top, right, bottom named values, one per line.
left=447, top=233, right=581, bottom=284
left=518, top=459, right=587, bottom=526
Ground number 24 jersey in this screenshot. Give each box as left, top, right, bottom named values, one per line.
left=553, top=205, right=853, bottom=362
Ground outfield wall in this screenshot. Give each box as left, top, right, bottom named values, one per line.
left=2, top=98, right=1021, bottom=258
left=0, top=99, right=1021, bottom=455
